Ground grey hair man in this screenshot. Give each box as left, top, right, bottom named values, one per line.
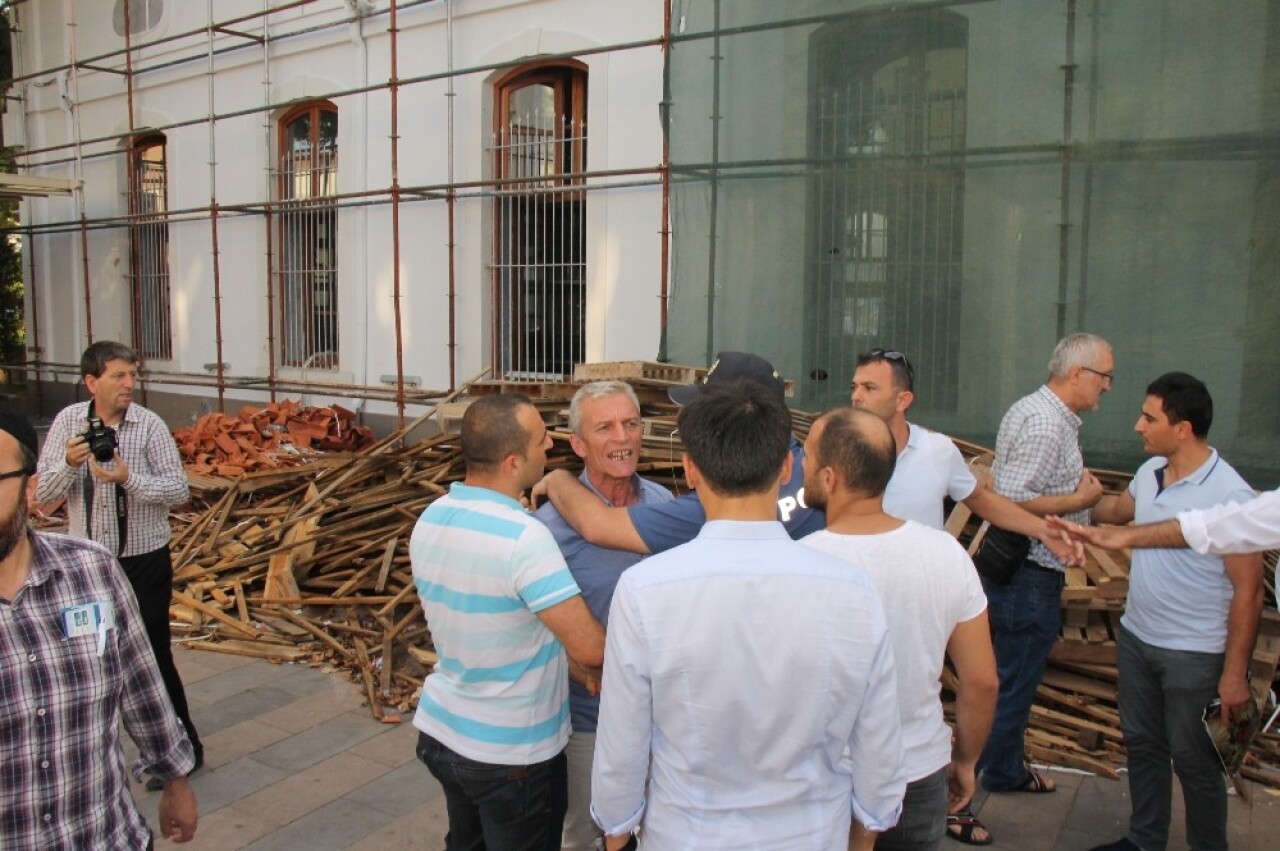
left=977, top=333, right=1111, bottom=803
left=534, top=381, right=673, bottom=850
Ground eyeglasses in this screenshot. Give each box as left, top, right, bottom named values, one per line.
left=1081, top=366, right=1114, bottom=383
left=0, top=469, right=28, bottom=482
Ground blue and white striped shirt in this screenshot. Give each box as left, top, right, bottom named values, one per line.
left=411, top=482, right=582, bottom=764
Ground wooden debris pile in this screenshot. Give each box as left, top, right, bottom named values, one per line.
left=168, top=424, right=487, bottom=719
left=173, top=400, right=374, bottom=476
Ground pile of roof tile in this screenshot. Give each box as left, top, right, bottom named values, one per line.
left=173, top=400, right=374, bottom=476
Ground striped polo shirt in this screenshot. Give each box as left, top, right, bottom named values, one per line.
left=410, top=482, right=582, bottom=764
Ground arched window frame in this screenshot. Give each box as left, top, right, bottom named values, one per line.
left=276, top=100, right=339, bottom=369
left=128, top=132, right=172, bottom=360
left=490, top=61, right=588, bottom=379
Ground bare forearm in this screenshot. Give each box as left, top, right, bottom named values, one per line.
left=965, top=487, right=1045, bottom=538
left=1222, top=582, right=1263, bottom=682
left=546, top=470, right=648, bottom=552
left=952, top=682, right=997, bottom=767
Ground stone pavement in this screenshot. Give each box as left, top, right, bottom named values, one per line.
left=132, top=647, right=1280, bottom=850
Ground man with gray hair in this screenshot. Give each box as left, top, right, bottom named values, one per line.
left=976, top=333, right=1111, bottom=808
left=535, top=381, right=673, bottom=850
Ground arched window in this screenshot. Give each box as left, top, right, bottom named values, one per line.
left=114, top=0, right=164, bottom=37
left=128, top=133, right=171, bottom=360
left=491, top=63, right=587, bottom=378
left=807, top=10, right=967, bottom=413
left=277, top=102, right=338, bottom=369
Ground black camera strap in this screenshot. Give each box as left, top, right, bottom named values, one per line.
left=82, top=400, right=129, bottom=557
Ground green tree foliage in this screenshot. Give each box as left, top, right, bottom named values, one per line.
left=0, top=6, right=24, bottom=365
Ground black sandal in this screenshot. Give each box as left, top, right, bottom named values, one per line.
left=946, top=806, right=994, bottom=846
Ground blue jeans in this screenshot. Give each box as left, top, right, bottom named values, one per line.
left=876, top=765, right=947, bottom=851
left=978, top=561, right=1063, bottom=791
left=1117, top=626, right=1227, bottom=851
left=417, top=732, right=568, bottom=851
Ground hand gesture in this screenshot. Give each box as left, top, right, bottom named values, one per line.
left=89, top=450, right=130, bottom=485
left=1074, top=471, right=1104, bottom=510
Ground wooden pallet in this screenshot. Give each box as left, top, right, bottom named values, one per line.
left=573, top=360, right=706, bottom=385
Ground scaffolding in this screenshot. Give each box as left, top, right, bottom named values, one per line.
left=3, top=0, right=674, bottom=429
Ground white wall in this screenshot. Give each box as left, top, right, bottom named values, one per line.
left=9, top=0, right=667, bottom=423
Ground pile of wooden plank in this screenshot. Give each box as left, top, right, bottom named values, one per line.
left=173, top=400, right=374, bottom=476
left=157, top=362, right=1280, bottom=788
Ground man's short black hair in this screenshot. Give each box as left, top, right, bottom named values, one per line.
left=80, top=341, right=139, bottom=380
left=676, top=379, right=791, bottom=496
left=1146, top=371, right=1213, bottom=438
left=462, top=394, right=534, bottom=472
left=814, top=407, right=897, bottom=497
left=854, top=348, right=915, bottom=393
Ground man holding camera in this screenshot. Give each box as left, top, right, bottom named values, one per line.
left=36, top=341, right=202, bottom=788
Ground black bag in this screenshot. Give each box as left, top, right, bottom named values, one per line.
left=971, top=525, right=1030, bottom=586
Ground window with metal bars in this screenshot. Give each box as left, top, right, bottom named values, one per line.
left=491, top=63, right=587, bottom=379
left=806, top=10, right=967, bottom=413
left=277, top=102, right=338, bottom=369
left=128, top=134, right=172, bottom=360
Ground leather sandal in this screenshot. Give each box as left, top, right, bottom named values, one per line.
left=946, top=806, right=993, bottom=846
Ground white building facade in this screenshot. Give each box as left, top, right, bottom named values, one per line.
left=6, top=0, right=668, bottom=427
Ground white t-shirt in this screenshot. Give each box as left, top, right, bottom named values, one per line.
left=883, top=423, right=978, bottom=530
left=804, top=522, right=988, bottom=781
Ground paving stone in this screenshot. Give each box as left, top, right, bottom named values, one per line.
left=346, top=721, right=419, bottom=768
left=343, top=759, right=443, bottom=817
left=254, top=680, right=368, bottom=734
left=200, top=719, right=294, bottom=771
left=151, top=803, right=277, bottom=851
left=233, top=752, right=392, bottom=829
left=185, top=659, right=297, bottom=705
left=191, top=685, right=301, bottom=737
left=266, top=664, right=341, bottom=698
left=251, top=712, right=386, bottom=772
left=240, top=798, right=396, bottom=851
left=343, top=796, right=450, bottom=851
left=182, top=756, right=290, bottom=813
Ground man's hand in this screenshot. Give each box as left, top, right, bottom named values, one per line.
left=89, top=450, right=130, bottom=485
left=946, top=761, right=976, bottom=814
left=157, top=776, right=199, bottom=842
left=1217, top=673, right=1253, bottom=724
left=1046, top=516, right=1130, bottom=551
left=1073, top=471, right=1104, bottom=510
left=530, top=470, right=572, bottom=509
left=1039, top=527, right=1085, bottom=567
left=569, top=658, right=603, bottom=697
left=64, top=434, right=92, bottom=468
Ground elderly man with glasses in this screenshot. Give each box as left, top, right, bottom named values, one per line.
left=975, top=333, right=1112, bottom=814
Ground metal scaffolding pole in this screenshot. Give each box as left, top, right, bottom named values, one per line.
left=389, top=0, right=406, bottom=428
left=208, top=0, right=228, bottom=411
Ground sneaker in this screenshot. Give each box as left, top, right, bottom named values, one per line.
left=145, top=749, right=203, bottom=792
left=1088, top=839, right=1142, bottom=851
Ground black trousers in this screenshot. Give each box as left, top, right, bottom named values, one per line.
left=119, top=544, right=201, bottom=755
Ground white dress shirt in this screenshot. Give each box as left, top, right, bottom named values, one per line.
left=1179, top=487, right=1278, bottom=554
left=591, top=520, right=906, bottom=850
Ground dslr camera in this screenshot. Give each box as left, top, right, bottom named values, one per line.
left=82, top=416, right=119, bottom=463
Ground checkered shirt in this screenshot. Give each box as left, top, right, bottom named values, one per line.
left=0, top=531, right=195, bottom=849
left=992, top=385, right=1090, bottom=570
left=36, top=402, right=189, bottom=557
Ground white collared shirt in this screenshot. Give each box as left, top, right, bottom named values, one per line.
left=591, top=520, right=906, bottom=849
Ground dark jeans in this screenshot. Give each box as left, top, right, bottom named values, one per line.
left=1118, top=625, right=1227, bottom=851
left=120, top=545, right=202, bottom=756
left=978, top=561, right=1062, bottom=791
left=876, top=765, right=947, bottom=851
left=417, top=732, right=567, bottom=851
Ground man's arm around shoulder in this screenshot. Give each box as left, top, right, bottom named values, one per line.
left=536, top=470, right=650, bottom=553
